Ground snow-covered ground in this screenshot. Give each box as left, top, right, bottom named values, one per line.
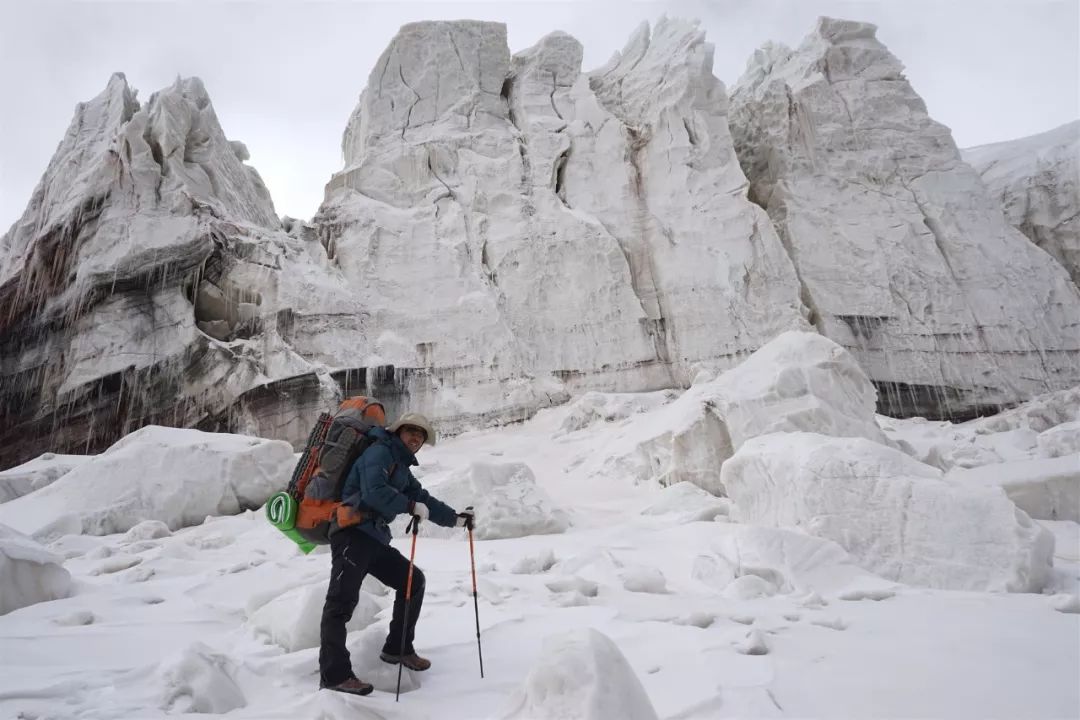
left=1, top=336, right=1077, bottom=719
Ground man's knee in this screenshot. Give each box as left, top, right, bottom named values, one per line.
left=323, top=595, right=358, bottom=619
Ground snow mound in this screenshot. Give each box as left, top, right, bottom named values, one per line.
left=603, top=332, right=888, bottom=494
left=621, top=566, right=667, bottom=593
left=0, top=426, right=294, bottom=541
left=0, top=452, right=91, bottom=503
left=347, top=625, right=422, bottom=694
left=1037, top=421, right=1080, bottom=458
left=701, top=525, right=895, bottom=597
left=501, top=628, right=659, bottom=720
left=248, top=580, right=384, bottom=652
left=949, top=456, right=1079, bottom=522
left=558, top=390, right=679, bottom=435
left=511, top=549, right=557, bottom=574
left=155, top=642, right=246, bottom=714
left=420, top=463, right=570, bottom=540
left=639, top=482, right=731, bottom=522
left=0, top=523, right=73, bottom=614
left=974, top=387, right=1080, bottom=435
left=723, top=433, right=1054, bottom=592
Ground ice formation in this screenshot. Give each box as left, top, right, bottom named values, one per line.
left=0, top=523, right=73, bottom=615
left=0, top=426, right=294, bottom=541
left=1, top=16, right=1077, bottom=474
left=963, top=121, right=1079, bottom=287
left=722, top=432, right=1055, bottom=592
left=729, top=19, right=1080, bottom=418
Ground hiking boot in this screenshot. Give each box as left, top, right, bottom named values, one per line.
left=320, top=677, right=374, bottom=696
left=379, top=650, right=431, bottom=671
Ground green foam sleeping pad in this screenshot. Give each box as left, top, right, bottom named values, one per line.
left=265, top=492, right=316, bottom=554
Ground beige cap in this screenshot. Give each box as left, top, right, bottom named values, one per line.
left=388, top=412, right=436, bottom=446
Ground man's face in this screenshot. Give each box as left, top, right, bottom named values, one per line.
left=398, top=426, right=426, bottom=454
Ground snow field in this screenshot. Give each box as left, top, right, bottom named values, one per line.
left=0, top=333, right=1077, bottom=718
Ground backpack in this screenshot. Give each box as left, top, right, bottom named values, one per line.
left=288, top=395, right=387, bottom=545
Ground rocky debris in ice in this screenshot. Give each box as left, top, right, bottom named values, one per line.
left=963, top=121, right=1080, bottom=287
left=501, top=628, right=659, bottom=720
left=730, top=18, right=1080, bottom=419
left=723, top=432, right=1054, bottom=592
left=511, top=549, right=558, bottom=574
left=599, top=331, right=888, bottom=494
left=0, top=523, right=73, bottom=615
left=558, top=390, right=680, bottom=436
left=413, top=462, right=569, bottom=540
left=1052, top=593, right=1080, bottom=614
left=0, top=426, right=294, bottom=541
left=1037, top=421, right=1080, bottom=459
left=949, top=456, right=1079, bottom=522
left=319, top=18, right=807, bottom=437
left=248, top=580, right=384, bottom=652
left=734, top=629, right=770, bottom=655
left=0, top=452, right=91, bottom=503
left=640, top=482, right=731, bottom=522
left=154, top=642, right=247, bottom=714
left=621, top=566, right=667, bottom=593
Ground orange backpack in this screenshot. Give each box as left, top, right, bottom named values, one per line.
left=288, top=396, right=386, bottom=544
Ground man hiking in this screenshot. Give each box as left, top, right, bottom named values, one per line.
left=318, top=412, right=475, bottom=696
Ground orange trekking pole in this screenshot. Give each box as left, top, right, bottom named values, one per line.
left=396, top=515, right=420, bottom=702
left=465, top=509, right=484, bottom=679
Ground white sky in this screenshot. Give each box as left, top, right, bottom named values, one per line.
left=1, top=0, right=1076, bottom=231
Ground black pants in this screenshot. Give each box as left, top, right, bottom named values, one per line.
left=319, top=527, right=426, bottom=686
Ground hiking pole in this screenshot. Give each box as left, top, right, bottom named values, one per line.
left=396, top=514, right=420, bottom=702
left=466, top=512, right=484, bottom=679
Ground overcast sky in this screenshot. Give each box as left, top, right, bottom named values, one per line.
left=1, top=1, right=1076, bottom=231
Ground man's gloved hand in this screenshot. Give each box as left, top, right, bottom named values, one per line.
left=455, top=506, right=476, bottom=529
left=411, top=501, right=430, bottom=521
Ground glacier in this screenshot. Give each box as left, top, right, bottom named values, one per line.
left=729, top=18, right=1080, bottom=419
left=963, top=120, right=1080, bottom=288
left=1, top=16, right=1078, bottom=471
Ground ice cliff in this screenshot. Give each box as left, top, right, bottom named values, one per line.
left=1, top=18, right=1078, bottom=468
left=963, top=120, right=1079, bottom=288
left=729, top=18, right=1080, bottom=419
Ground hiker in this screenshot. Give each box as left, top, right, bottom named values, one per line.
left=318, top=412, right=476, bottom=696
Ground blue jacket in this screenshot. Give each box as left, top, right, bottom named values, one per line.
left=340, top=426, right=458, bottom=544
